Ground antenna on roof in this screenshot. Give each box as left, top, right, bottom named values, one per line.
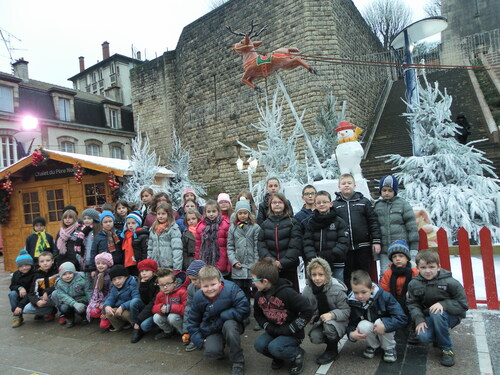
left=0, top=27, right=24, bottom=65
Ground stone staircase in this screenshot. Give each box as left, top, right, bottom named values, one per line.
left=361, top=69, right=500, bottom=198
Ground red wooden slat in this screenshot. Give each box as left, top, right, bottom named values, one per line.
left=369, top=258, right=378, bottom=283
left=418, top=228, right=429, bottom=250
left=457, top=227, right=477, bottom=309
left=479, top=227, right=499, bottom=310
left=436, top=228, right=451, bottom=271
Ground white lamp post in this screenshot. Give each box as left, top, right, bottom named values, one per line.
left=236, top=156, right=259, bottom=193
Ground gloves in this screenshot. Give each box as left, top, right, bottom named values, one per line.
left=73, top=302, right=86, bottom=314
left=182, top=333, right=190, bottom=343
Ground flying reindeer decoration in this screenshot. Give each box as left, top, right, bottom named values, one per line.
left=227, top=21, right=317, bottom=91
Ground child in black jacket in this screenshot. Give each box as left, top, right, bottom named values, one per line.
left=9, top=250, right=35, bottom=328
left=25, top=217, right=55, bottom=266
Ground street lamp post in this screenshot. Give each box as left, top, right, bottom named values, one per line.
left=236, top=156, right=258, bottom=194
left=16, top=115, right=40, bottom=157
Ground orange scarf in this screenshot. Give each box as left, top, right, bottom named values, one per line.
left=122, top=230, right=136, bottom=268
left=155, top=222, right=168, bottom=236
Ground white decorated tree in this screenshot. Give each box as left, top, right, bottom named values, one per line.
left=164, top=129, right=206, bottom=209
left=121, top=132, right=161, bottom=205
left=385, top=76, right=500, bottom=242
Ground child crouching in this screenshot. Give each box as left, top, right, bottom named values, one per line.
left=302, top=257, right=350, bottom=365
left=9, top=250, right=35, bottom=328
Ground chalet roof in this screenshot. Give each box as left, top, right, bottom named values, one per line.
left=0, top=149, right=174, bottom=179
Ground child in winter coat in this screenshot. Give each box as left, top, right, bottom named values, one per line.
left=144, top=192, right=179, bottom=227
left=257, top=177, right=293, bottom=225
left=55, top=209, right=86, bottom=270
left=129, top=259, right=159, bottom=343
left=147, top=202, right=183, bottom=270
left=374, top=175, right=419, bottom=279
left=186, top=265, right=250, bottom=375
left=25, top=217, right=55, bottom=266
left=182, top=209, right=201, bottom=270
left=86, top=252, right=114, bottom=330
left=195, top=200, right=231, bottom=276
left=294, top=184, right=317, bottom=229
left=177, top=187, right=204, bottom=217
left=346, top=270, right=407, bottom=363
left=252, top=258, right=314, bottom=375
left=51, top=262, right=92, bottom=328
left=217, top=193, right=233, bottom=220
left=81, top=208, right=101, bottom=273
left=24, top=251, right=59, bottom=322
left=103, top=265, right=141, bottom=331
left=139, top=187, right=154, bottom=219
left=302, top=257, right=350, bottom=365
left=236, top=190, right=257, bottom=216
left=182, top=260, right=206, bottom=351
left=9, top=250, right=35, bottom=328
left=258, top=193, right=302, bottom=292
left=176, top=199, right=199, bottom=231
left=227, top=197, right=260, bottom=301
left=121, top=211, right=149, bottom=276
left=90, top=211, right=123, bottom=271
left=303, top=190, right=349, bottom=281
left=114, top=200, right=133, bottom=235
left=333, top=173, right=382, bottom=288
left=152, top=268, right=189, bottom=340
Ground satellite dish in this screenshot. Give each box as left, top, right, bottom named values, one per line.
left=391, top=17, right=448, bottom=49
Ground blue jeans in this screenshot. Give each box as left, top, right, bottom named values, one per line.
left=417, top=311, right=461, bottom=351
left=9, top=290, right=20, bottom=313
left=254, top=332, right=301, bottom=361
left=129, top=298, right=144, bottom=323
left=140, top=316, right=156, bottom=332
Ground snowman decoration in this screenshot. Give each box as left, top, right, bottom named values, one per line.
left=334, top=121, right=364, bottom=180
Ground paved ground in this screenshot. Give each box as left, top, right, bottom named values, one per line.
left=0, top=255, right=497, bottom=375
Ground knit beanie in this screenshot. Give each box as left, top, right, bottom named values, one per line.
left=95, top=252, right=114, bottom=267
left=16, top=249, right=34, bottom=267
left=183, top=187, right=197, bottom=200
left=186, top=260, right=206, bottom=277
left=33, top=217, right=46, bottom=227
left=137, top=259, right=158, bottom=273
left=59, top=261, right=76, bottom=275
left=100, top=210, right=115, bottom=224
left=62, top=205, right=78, bottom=216
left=235, top=197, right=251, bottom=214
left=126, top=211, right=143, bottom=227
left=387, top=240, right=411, bottom=261
left=217, top=193, right=232, bottom=206
left=109, top=265, right=129, bottom=280
left=82, top=208, right=100, bottom=223
left=379, top=175, right=399, bottom=195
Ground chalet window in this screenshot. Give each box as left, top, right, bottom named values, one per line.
left=59, top=98, right=71, bottom=121
left=86, top=143, right=101, bottom=156
left=0, top=136, right=18, bottom=168
left=46, top=189, right=64, bottom=222
left=60, top=141, right=75, bottom=153
left=0, top=85, right=14, bottom=112
left=85, top=182, right=106, bottom=206
left=22, top=191, right=40, bottom=225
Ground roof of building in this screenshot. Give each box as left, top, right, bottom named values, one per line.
left=0, top=149, right=174, bottom=179
left=68, top=53, right=143, bottom=81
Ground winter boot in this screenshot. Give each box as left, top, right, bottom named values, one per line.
left=316, top=339, right=339, bottom=364
left=289, top=347, right=305, bottom=375
left=131, top=328, right=144, bottom=343
left=12, top=316, right=24, bottom=328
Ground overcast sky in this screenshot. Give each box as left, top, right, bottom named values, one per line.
left=0, top=0, right=427, bottom=88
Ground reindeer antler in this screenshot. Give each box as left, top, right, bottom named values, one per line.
left=226, top=25, right=246, bottom=37
left=227, top=21, right=268, bottom=38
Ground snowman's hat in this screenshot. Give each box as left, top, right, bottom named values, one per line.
left=335, top=121, right=356, bottom=133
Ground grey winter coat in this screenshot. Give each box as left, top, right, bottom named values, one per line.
left=407, top=269, right=468, bottom=326
left=147, top=223, right=183, bottom=270
left=302, top=258, right=350, bottom=337
left=373, top=196, right=419, bottom=257
left=227, top=223, right=261, bottom=279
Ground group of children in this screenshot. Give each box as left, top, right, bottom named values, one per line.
left=8, top=174, right=468, bottom=374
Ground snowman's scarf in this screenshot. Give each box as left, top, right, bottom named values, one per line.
left=338, top=137, right=358, bottom=144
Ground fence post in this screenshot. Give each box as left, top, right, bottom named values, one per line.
left=436, top=228, right=451, bottom=271
left=479, top=227, right=499, bottom=310
left=418, top=228, right=429, bottom=250
left=458, top=227, right=477, bottom=309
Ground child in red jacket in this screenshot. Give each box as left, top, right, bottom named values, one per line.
left=152, top=268, right=188, bottom=340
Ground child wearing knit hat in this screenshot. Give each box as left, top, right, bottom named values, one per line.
left=121, top=211, right=149, bottom=277
left=89, top=211, right=123, bottom=273
left=87, top=252, right=114, bottom=330
left=9, top=250, right=35, bottom=327
left=217, top=193, right=233, bottom=220
left=24, top=216, right=55, bottom=266
left=81, top=208, right=101, bottom=272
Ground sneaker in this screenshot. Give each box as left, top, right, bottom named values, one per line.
left=58, top=316, right=67, bottom=325
left=383, top=348, right=397, bottom=363
left=231, top=363, right=245, bottom=375
left=12, top=316, right=24, bottom=328
left=363, top=346, right=377, bottom=359
left=440, top=350, right=455, bottom=367
left=253, top=322, right=262, bottom=331
left=44, top=313, right=55, bottom=322
left=185, top=341, right=197, bottom=352
left=271, top=358, right=284, bottom=370
left=155, top=331, right=173, bottom=340
left=289, top=347, right=305, bottom=375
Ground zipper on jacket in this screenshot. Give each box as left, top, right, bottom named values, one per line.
left=346, top=199, right=354, bottom=251
left=275, top=223, right=280, bottom=261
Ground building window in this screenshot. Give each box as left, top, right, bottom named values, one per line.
left=22, top=191, right=40, bottom=225
left=0, top=85, right=14, bottom=112
left=60, top=141, right=75, bottom=153
left=86, top=143, right=101, bottom=156
left=109, top=109, right=120, bottom=129
left=1, top=136, right=18, bottom=168
left=85, top=182, right=106, bottom=206
left=110, top=63, right=116, bottom=74
left=59, top=98, right=71, bottom=121
left=46, top=189, right=64, bottom=222
left=111, top=146, right=124, bottom=159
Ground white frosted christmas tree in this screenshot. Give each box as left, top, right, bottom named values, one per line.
left=121, top=132, right=161, bottom=205
left=385, top=76, right=500, bottom=242
left=164, top=129, right=206, bottom=209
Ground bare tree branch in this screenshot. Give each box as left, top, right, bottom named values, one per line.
left=424, top=0, right=441, bottom=17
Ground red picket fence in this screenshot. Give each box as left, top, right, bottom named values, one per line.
left=419, top=226, right=499, bottom=310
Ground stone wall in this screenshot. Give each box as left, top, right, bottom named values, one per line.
left=131, top=0, right=385, bottom=198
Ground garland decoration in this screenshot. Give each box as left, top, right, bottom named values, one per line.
left=0, top=173, right=13, bottom=223
left=108, top=171, right=120, bottom=191
left=31, top=148, right=49, bottom=166
left=73, top=163, right=83, bottom=184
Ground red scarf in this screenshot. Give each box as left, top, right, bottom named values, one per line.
left=122, top=230, right=136, bottom=268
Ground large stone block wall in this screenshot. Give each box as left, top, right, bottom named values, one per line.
left=131, top=0, right=385, bottom=198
